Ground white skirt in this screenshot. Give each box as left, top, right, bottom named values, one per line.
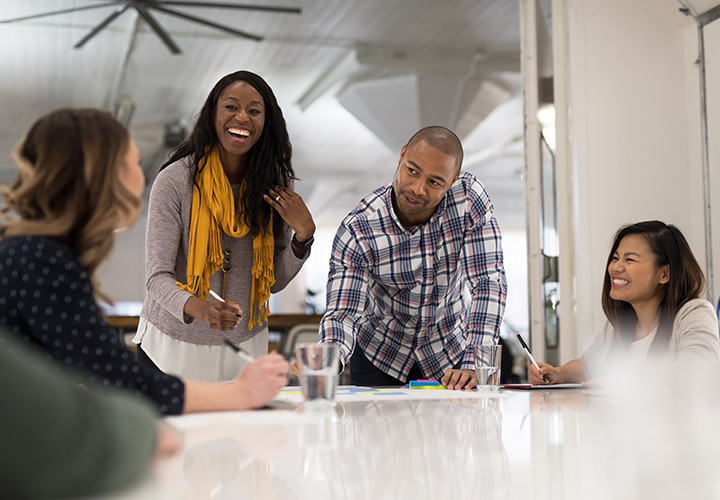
left=132, top=317, right=268, bottom=382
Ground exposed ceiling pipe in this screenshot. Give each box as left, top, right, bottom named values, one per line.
left=676, top=0, right=720, bottom=301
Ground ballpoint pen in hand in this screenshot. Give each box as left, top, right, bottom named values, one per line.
left=516, top=334, right=547, bottom=383
left=208, top=289, right=242, bottom=318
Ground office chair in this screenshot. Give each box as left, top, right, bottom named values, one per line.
left=282, top=324, right=320, bottom=358
left=283, top=324, right=320, bottom=385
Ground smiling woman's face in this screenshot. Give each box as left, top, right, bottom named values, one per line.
left=607, top=234, right=669, bottom=307
left=214, top=80, right=265, bottom=168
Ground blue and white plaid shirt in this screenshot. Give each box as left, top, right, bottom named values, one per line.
left=319, top=172, right=507, bottom=381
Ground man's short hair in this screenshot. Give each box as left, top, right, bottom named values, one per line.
left=406, top=126, right=464, bottom=173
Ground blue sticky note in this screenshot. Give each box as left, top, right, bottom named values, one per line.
left=408, top=379, right=443, bottom=388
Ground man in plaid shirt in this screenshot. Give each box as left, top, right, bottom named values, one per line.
left=302, top=126, right=507, bottom=390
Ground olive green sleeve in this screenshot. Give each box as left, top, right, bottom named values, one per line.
left=0, top=331, right=159, bottom=498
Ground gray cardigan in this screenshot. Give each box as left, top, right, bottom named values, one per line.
left=140, top=156, right=309, bottom=345
left=579, top=298, right=720, bottom=377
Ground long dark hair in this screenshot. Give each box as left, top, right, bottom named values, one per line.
left=161, top=70, right=295, bottom=237
left=601, top=220, right=705, bottom=352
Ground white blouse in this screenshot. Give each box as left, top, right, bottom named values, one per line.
left=133, top=317, right=268, bottom=382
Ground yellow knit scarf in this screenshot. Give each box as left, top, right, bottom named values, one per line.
left=177, top=147, right=275, bottom=329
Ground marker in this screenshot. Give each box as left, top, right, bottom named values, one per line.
left=516, top=334, right=547, bottom=383
left=223, top=339, right=255, bottom=364
left=208, top=289, right=242, bottom=318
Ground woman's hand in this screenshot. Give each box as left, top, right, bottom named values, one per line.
left=182, top=353, right=289, bottom=413
left=153, top=423, right=182, bottom=462
left=290, top=360, right=301, bottom=376
left=264, top=186, right=316, bottom=244
left=204, top=299, right=242, bottom=330
left=529, top=362, right=559, bottom=385
left=184, top=296, right=242, bottom=330
left=230, top=352, right=289, bottom=409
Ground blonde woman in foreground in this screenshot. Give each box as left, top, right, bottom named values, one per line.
left=0, top=108, right=288, bottom=415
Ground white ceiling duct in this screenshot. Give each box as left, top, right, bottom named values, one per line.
left=338, top=73, right=514, bottom=152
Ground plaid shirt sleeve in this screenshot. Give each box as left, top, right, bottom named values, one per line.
left=459, top=181, right=508, bottom=369
left=318, top=220, right=370, bottom=365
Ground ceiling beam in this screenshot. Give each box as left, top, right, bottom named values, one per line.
left=463, top=134, right=523, bottom=169
left=297, top=44, right=521, bottom=113
left=297, top=49, right=359, bottom=111
left=355, top=44, right=520, bottom=74
left=697, top=3, right=720, bottom=26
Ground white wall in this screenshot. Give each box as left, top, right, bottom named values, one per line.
left=502, top=229, right=530, bottom=332
left=96, top=212, right=146, bottom=303
left=565, top=0, right=708, bottom=354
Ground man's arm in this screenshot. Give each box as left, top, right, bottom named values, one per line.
left=457, top=182, right=508, bottom=378
left=442, top=211, right=505, bottom=390
left=318, top=223, right=371, bottom=369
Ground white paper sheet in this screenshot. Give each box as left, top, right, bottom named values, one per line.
left=501, top=383, right=585, bottom=390
left=275, top=385, right=500, bottom=404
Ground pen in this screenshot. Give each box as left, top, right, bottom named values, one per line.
left=223, top=339, right=256, bottom=364
left=208, top=289, right=242, bottom=318
left=516, top=334, right=547, bottom=383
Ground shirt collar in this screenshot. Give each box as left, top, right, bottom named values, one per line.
left=384, top=184, right=450, bottom=232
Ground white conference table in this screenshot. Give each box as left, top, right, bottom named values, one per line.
left=121, top=378, right=720, bottom=500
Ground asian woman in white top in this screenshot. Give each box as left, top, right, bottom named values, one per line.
left=530, top=220, right=720, bottom=384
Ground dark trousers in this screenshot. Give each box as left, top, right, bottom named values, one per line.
left=349, top=347, right=465, bottom=387
left=349, top=348, right=424, bottom=386
left=136, top=344, right=161, bottom=372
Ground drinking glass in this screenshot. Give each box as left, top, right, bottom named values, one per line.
left=473, top=344, right=502, bottom=391
left=296, top=343, right=339, bottom=408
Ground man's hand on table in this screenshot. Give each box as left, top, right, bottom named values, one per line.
left=440, top=368, right=477, bottom=390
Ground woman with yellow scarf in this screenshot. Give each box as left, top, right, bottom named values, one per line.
left=134, top=71, right=316, bottom=382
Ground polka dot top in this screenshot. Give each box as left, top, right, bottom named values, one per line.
left=0, top=235, right=185, bottom=415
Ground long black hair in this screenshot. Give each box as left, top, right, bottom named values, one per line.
left=601, top=220, right=705, bottom=352
left=161, top=70, right=295, bottom=237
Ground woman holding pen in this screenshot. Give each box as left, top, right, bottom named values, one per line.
left=530, top=220, right=720, bottom=385
left=135, top=70, right=315, bottom=382
left=0, top=108, right=288, bottom=415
